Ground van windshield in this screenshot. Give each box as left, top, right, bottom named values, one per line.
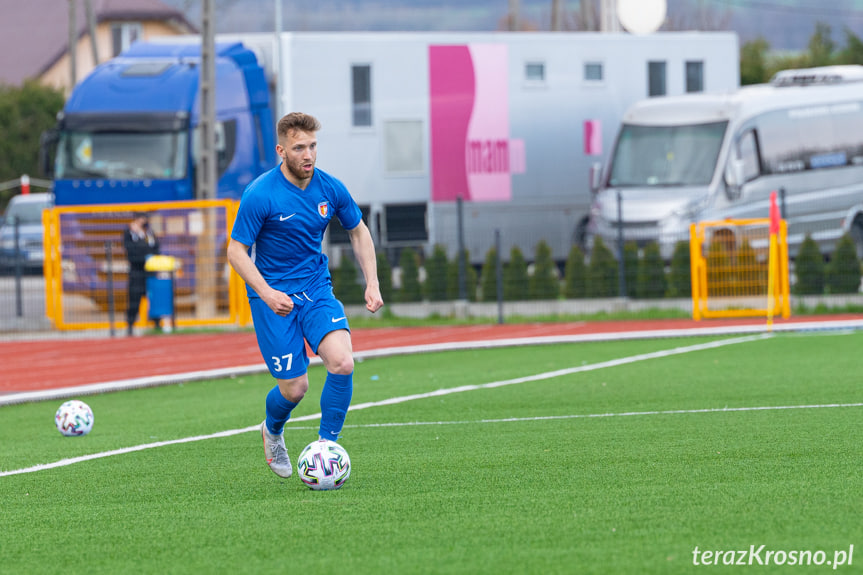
left=608, top=121, right=727, bottom=187
left=55, top=131, right=187, bottom=180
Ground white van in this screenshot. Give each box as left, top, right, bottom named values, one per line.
left=586, top=65, right=863, bottom=261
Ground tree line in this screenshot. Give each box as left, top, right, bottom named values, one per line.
left=0, top=81, right=64, bottom=209
left=332, top=233, right=862, bottom=307
left=741, top=22, right=863, bottom=85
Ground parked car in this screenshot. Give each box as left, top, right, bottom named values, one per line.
left=0, top=193, right=54, bottom=275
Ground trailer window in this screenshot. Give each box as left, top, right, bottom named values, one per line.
left=607, top=121, right=727, bottom=187
left=525, top=62, right=545, bottom=83
left=384, top=120, right=423, bottom=173
left=584, top=62, right=603, bottom=82
left=352, top=64, right=372, bottom=127
left=648, top=61, right=666, bottom=97
left=686, top=61, right=704, bottom=93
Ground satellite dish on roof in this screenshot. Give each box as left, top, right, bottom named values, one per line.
left=617, top=0, right=666, bottom=35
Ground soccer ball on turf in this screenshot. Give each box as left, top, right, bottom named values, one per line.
left=297, top=439, right=351, bottom=490
left=54, top=400, right=94, bottom=437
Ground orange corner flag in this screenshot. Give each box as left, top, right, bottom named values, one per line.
left=769, top=190, right=781, bottom=235
left=767, top=190, right=781, bottom=329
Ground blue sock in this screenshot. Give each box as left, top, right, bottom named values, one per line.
left=265, top=385, right=298, bottom=435
left=319, top=372, right=353, bottom=440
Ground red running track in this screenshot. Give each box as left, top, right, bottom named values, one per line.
left=2, top=315, right=861, bottom=394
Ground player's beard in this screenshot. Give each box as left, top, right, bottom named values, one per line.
left=285, top=157, right=314, bottom=183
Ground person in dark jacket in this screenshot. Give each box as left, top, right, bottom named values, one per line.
left=123, top=212, right=160, bottom=335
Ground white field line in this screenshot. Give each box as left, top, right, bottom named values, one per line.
left=213, top=402, right=863, bottom=431
left=324, top=402, right=863, bottom=429
left=4, top=318, right=863, bottom=406
left=5, top=401, right=863, bottom=478
left=2, top=334, right=769, bottom=477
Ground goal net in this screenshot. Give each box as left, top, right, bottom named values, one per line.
left=689, top=218, right=790, bottom=322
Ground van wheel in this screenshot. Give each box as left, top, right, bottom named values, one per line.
left=851, top=218, right=863, bottom=261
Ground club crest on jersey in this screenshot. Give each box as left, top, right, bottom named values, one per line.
left=317, top=202, right=329, bottom=217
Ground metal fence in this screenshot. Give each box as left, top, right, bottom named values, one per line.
left=39, top=200, right=243, bottom=332
left=1, top=196, right=862, bottom=338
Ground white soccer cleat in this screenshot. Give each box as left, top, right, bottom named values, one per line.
left=261, top=421, right=292, bottom=478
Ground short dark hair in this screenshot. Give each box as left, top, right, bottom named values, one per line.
left=277, top=112, right=321, bottom=139
left=132, top=211, right=149, bottom=220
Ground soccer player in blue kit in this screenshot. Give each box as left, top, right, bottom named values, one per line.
left=228, top=112, right=384, bottom=478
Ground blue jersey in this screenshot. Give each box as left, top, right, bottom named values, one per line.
left=231, top=165, right=362, bottom=297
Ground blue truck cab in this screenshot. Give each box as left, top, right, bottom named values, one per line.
left=49, top=41, right=276, bottom=205
left=40, top=41, right=277, bottom=322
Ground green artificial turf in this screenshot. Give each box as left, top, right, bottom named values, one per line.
left=1, top=332, right=861, bottom=574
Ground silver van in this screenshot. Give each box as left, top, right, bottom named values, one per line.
left=0, top=193, right=54, bottom=274
left=586, top=65, right=863, bottom=261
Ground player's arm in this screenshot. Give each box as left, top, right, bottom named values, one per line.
left=227, top=238, right=294, bottom=316
left=346, top=220, right=384, bottom=313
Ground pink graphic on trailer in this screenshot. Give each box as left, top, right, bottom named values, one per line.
left=429, top=45, right=473, bottom=203
left=430, top=44, right=520, bottom=202
left=465, top=44, right=510, bottom=202
left=509, top=139, right=526, bottom=174
left=584, top=120, right=603, bottom=156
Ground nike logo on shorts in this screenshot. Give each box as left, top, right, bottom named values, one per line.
left=331, top=316, right=346, bottom=323
left=280, top=213, right=296, bottom=221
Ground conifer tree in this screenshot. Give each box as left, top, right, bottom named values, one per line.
left=397, top=247, right=422, bottom=302
left=636, top=242, right=667, bottom=299
left=529, top=240, right=560, bottom=300
left=563, top=245, right=587, bottom=299
left=447, top=250, right=478, bottom=301
left=586, top=237, right=618, bottom=298
left=376, top=252, right=394, bottom=304
left=424, top=244, right=449, bottom=301
left=503, top=246, right=529, bottom=301
left=480, top=246, right=500, bottom=302
left=827, top=233, right=861, bottom=294
left=794, top=235, right=824, bottom=295
left=332, top=256, right=363, bottom=304
left=667, top=241, right=692, bottom=298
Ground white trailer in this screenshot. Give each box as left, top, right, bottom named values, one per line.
left=222, top=31, right=740, bottom=265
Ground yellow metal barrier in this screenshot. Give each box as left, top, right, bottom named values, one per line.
left=43, top=200, right=252, bottom=331
left=690, top=218, right=790, bottom=321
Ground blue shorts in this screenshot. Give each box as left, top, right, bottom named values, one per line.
left=249, top=280, right=350, bottom=379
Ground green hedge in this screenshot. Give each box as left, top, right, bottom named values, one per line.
left=827, top=233, right=861, bottom=294
left=587, top=237, right=619, bottom=298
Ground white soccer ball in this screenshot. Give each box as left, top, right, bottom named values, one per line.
left=54, top=400, right=94, bottom=437
left=297, top=439, right=351, bottom=490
